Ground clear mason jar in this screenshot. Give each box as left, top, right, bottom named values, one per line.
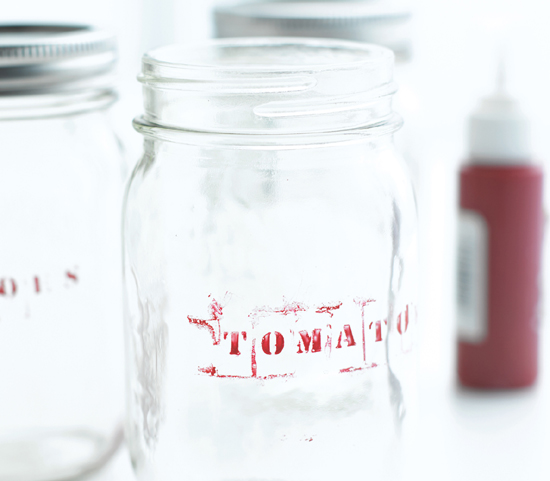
left=124, top=38, right=417, bottom=481
left=0, top=26, right=125, bottom=481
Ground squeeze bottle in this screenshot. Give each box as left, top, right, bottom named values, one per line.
left=457, top=67, right=543, bottom=388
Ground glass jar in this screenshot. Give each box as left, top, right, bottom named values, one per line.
left=0, top=26, right=125, bottom=481
left=124, top=38, right=417, bottom=481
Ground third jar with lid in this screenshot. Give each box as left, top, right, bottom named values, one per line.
left=124, top=38, right=417, bottom=481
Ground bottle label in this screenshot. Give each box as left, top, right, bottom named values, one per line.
left=187, top=294, right=415, bottom=379
left=457, top=209, right=488, bottom=343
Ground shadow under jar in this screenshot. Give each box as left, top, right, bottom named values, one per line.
left=124, top=38, right=417, bottom=481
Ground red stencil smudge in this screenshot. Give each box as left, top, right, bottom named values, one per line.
left=315, top=302, right=343, bottom=318
left=250, top=299, right=308, bottom=320
left=188, top=297, right=224, bottom=345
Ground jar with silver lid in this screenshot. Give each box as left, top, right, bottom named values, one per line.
left=213, top=1, right=422, bottom=181
left=0, top=25, right=125, bottom=481
left=124, top=38, right=417, bottom=481
left=214, top=1, right=413, bottom=61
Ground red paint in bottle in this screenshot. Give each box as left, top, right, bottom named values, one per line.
left=457, top=68, right=543, bottom=388
left=458, top=165, right=543, bottom=388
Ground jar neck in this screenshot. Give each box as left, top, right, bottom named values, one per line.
left=134, top=115, right=401, bottom=150
left=0, top=89, right=116, bottom=120
left=138, top=39, right=397, bottom=136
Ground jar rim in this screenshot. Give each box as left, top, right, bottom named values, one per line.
left=138, top=37, right=397, bottom=135
left=141, top=37, right=393, bottom=78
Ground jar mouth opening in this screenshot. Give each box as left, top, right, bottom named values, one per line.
left=141, top=37, right=394, bottom=79
left=138, top=37, right=396, bottom=135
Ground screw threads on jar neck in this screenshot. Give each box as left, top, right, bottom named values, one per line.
left=137, top=38, right=399, bottom=135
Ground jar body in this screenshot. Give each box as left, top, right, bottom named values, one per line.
left=0, top=108, right=125, bottom=479
left=124, top=134, right=417, bottom=481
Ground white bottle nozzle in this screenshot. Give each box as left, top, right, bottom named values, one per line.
left=468, top=57, right=531, bottom=164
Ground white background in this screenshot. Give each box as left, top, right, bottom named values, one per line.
left=3, top=0, right=550, bottom=480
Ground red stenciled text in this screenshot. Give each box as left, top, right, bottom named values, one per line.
left=188, top=296, right=413, bottom=379
left=0, top=269, right=79, bottom=299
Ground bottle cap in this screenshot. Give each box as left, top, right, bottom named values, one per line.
left=0, top=25, right=116, bottom=95
left=468, top=61, right=531, bottom=164
left=214, top=1, right=412, bottom=62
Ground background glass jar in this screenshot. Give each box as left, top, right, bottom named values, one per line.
left=124, top=38, right=417, bottom=481
left=0, top=26, right=125, bottom=481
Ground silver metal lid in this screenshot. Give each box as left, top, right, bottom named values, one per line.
left=0, top=25, right=117, bottom=95
left=214, top=1, right=412, bottom=61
